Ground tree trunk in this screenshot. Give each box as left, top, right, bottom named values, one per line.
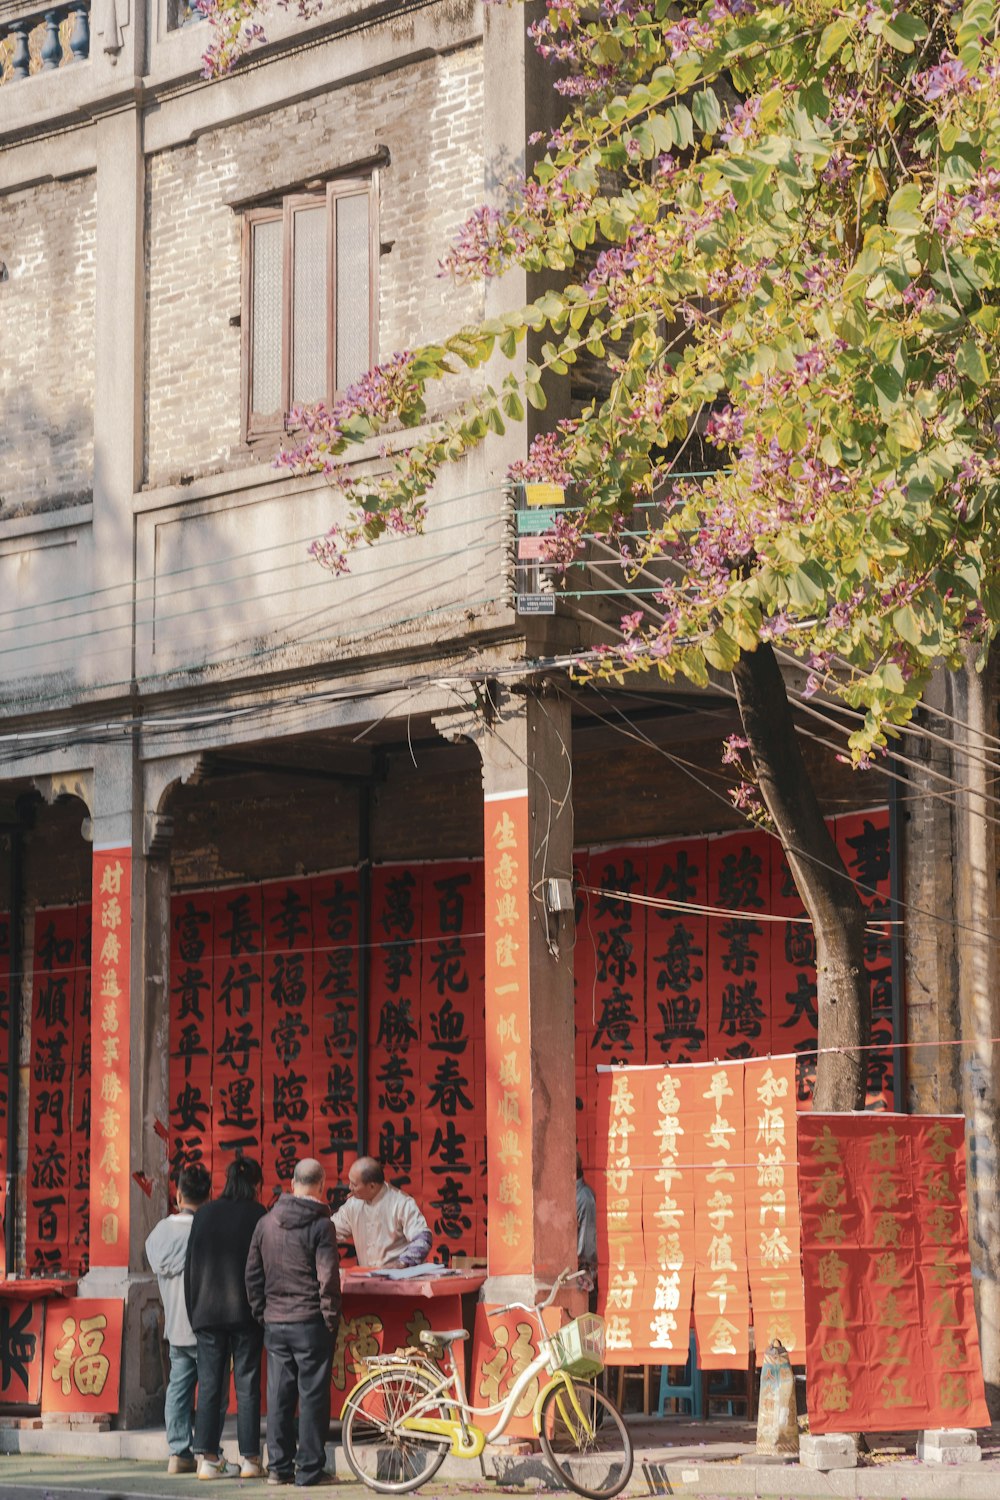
left=731, top=644, right=869, bottom=1111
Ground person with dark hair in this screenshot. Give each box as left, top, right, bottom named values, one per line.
left=145, top=1163, right=214, bottom=1475
left=246, top=1158, right=341, bottom=1487
left=331, top=1156, right=431, bottom=1269
left=184, top=1156, right=267, bottom=1480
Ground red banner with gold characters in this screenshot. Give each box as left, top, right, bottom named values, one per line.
left=90, top=850, right=131, bottom=1267
left=799, top=1113, right=988, bottom=1434
left=691, top=1062, right=749, bottom=1370
left=40, top=1297, right=123, bottom=1414
left=744, top=1057, right=805, bottom=1362
left=484, top=792, right=533, bottom=1277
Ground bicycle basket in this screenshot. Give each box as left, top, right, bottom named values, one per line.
left=550, top=1314, right=605, bottom=1378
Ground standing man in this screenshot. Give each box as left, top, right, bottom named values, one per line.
left=145, top=1163, right=212, bottom=1475
left=332, top=1157, right=432, bottom=1268
left=246, top=1158, right=341, bottom=1489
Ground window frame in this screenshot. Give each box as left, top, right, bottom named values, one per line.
left=241, top=176, right=378, bottom=445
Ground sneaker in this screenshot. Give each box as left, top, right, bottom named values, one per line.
left=295, top=1475, right=337, bottom=1488
left=267, top=1474, right=294, bottom=1487
left=168, top=1454, right=197, bottom=1475
left=241, top=1459, right=266, bottom=1479
left=198, top=1456, right=240, bottom=1480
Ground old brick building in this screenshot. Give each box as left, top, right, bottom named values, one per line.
left=0, top=0, right=995, bottom=1434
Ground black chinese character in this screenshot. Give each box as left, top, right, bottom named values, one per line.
left=716, top=847, right=764, bottom=909
left=0, top=1304, right=37, bottom=1394
left=173, top=900, right=211, bottom=965
left=653, top=924, right=704, bottom=994
left=219, top=893, right=261, bottom=957
left=434, top=873, right=471, bottom=934
left=379, top=873, right=417, bottom=937
left=427, top=1057, right=473, bottom=1117
left=427, top=939, right=469, bottom=997
left=269, top=887, right=310, bottom=950
left=719, top=979, right=765, bottom=1038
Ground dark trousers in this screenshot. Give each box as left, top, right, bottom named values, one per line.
left=193, top=1323, right=264, bottom=1460
left=264, top=1318, right=336, bottom=1484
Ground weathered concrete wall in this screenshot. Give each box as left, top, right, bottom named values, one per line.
left=0, top=174, right=96, bottom=516
left=144, top=44, right=485, bottom=490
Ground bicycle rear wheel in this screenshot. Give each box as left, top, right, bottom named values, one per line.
left=342, top=1366, right=450, bottom=1494
left=538, top=1378, right=634, bottom=1499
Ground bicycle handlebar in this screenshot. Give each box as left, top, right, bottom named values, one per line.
left=486, top=1268, right=590, bottom=1319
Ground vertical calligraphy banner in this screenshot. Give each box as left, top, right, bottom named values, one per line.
left=691, top=1060, right=750, bottom=1369
left=707, top=832, right=771, bottom=1061
left=743, top=1057, right=805, bottom=1361
left=835, top=810, right=893, bottom=1108
left=646, top=840, right=708, bottom=1066
left=0, top=911, right=10, bottom=1276
left=639, top=1067, right=695, bottom=1363
left=595, top=1069, right=645, bottom=1362
left=586, top=847, right=647, bottom=1068
left=90, top=849, right=132, bottom=1268
left=169, top=894, right=214, bottom=1184
left=312, top=871, right=362, bottom=1204
left=421, top=864, right=479, bottom=1264
left=27, top=905, right=77, bottom=1274
left=262, top=881, right=314, bottom=1201
left=70, top=905, right=92, bottom=1276
left=769, top=844, right=818, bottom=1107
left=369, top=867, right=422, bottom=1198
left=574, top=854, right=597, bottom=1177
left=214, top=888, right=264, bottom=1189
left=484, top=792, right=533, bottom=1276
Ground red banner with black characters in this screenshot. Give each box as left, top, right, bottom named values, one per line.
left=70, top=905, right=92, bottom=1277
left=0, top=911, right=10, bottom=1276
left=312, top=872, right=362, bottom=1207
left=799, top=1113, right=988, bottom=1433
left=27, top=905, right=78, bottom=1275
left=168, top=892, right=215, bottom=1185
left=706, top=831, right=771, bottom=1061
left=835, top=811, right=894, bottom=1108
left=645, top=840, right=708, bottom=1068
left=368, top=866, right=422, bottom=1201
left=262, top=881, right=313, bottom=1201
left=213, top=887, right=264, bottom=1191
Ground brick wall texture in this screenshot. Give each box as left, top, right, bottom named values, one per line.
left=145, top=42, right=485, bottom=490
left=0, top=173, right=96, bottom=515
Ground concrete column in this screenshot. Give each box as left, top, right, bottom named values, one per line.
left=436, top=682, right=576, bottom=1303
left=79, top=741, right=171, bottom=1426
left=88, top=105, right=144, bottom=691
left=950, top=650, right=1000, bottom=1414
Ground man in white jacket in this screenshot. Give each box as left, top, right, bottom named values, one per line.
left=145, top=1163, right=212, bottom=1475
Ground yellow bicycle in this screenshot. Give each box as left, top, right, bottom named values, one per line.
left=341, top=1268, right=633, bottom=1498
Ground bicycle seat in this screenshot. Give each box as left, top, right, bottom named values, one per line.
left=419, top=1328, right=469, bottom=1347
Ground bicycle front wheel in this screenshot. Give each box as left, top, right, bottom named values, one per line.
left=342, top=1366, right=450, bottom=1494
left=538, top=1378, right=634, bottom=1499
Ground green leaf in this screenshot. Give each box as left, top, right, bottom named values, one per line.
left=956, top=340, right=989, bottom=386
left=818, top=17, right=850, bottom=61
left=893, top=605, right=923, bottom=646
left=703, top=627, right=741, bottom=671
left=884, top=12, right=929, bottom=50
left=692, top=89, right=721, bottom=135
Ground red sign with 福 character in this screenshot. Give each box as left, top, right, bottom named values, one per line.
left=40, top=1297, right=123, bottom=1414
left=89, top=850, right=131, bottom=1268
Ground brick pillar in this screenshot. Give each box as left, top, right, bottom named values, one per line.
left=437, top=682, right=576, bottom=1303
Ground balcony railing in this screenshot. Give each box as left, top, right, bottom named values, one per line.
left=0, top=3, right=89, bottom=83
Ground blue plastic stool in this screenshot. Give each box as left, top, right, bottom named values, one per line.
left=657, top=1333, right=703, bottom=1417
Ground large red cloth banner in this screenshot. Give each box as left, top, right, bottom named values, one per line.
left=743, top=1057, right=805, bottom=1363
left=27, top=905, right=78, bottom=1274
left=0, top=911, right=10, bottom=1276
left=90, top=849, right=132, bottom=1268
left=799, top=1114, right=988, bottom=1434
left=484, top=793, right=534, bottom=1277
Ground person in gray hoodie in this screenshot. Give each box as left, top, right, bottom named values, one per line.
left=145, top=1163, right=213, bottom=1475
left=245, top=1158, right=341, bottom=1488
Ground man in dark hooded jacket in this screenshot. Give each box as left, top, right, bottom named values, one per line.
left=245, top=1158, right=341, bottom=1487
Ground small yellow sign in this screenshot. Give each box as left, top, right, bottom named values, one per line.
left=524, top=483, right=565, bottom=508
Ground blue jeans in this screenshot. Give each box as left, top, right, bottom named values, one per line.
left=165, top=1343, right=198, bottom=1458
left=193, top=1324, right=263, bottom=1461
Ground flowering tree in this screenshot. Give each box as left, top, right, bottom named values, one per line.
left=207, top=0, right=1000, bottom=1118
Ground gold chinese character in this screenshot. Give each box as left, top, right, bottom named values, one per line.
left=703, top=1070, right=734, bottom=1109
left=100, top=1180, right=120, bottom=1209
left=99, top=860, right=124, bottom=896
left=492, top=811, right=518, bottom=850
left=498, top=1052, right=522, bottom=1088
left=75, top=1315, right=110, bottom=1395
left=872, top=1171, right=900, bottom=1209
left=495, top=933, right=519, bottom=969
left=100, top=1106, right=121, bottom=1140
left=707, top=1273, right=738, bottom=1315
left=705, top=1114, right=735, bottom=1151
left=656, top=1075, right=681, bottom=1113
left=99, top=932, right=121, bottom=966
left=817, top=1209, right=845, bottom=1243
left=100, top=1072, right=123, bottom=1104
left=706, top=1189, right=734, bottom=1232
left=707, top=1316, right=738, bottom=1356
left=605, top=1315, right=633, bottom=1351
left=817, top=1250, right=848, bottom=1288
left=100, top=1211, right=120, bottom=1245
left=873, top=1213, right=902, bottom=1249
left=495, top=852, right=519, bottom=892
left=940, top=1372, right=971, bottom=1408
left=755, top=1067, right=789, bottom=1107
left=496, top=1130, right=523, bottom=1165
left=818, top=1371, right=850, bottom=1412
left=869, top=1126, right=901, bottom=1167
left=927, top=1122, right=953, bottom=1164
left=873, top=1250, right=904, bottom=1288
left=101, top=1002, right=119, bottom=1035
left=879, top=1292, right=907, bottom=1330
left=708, top=1234, right=735, bottom=1272
left=100, top=896, right=123, bottom=933
left=879, top=1374, right=913, bottom=1407
left=821, top=1338, right=852, bottom=1365
left=653, top=1272, right=681, bottom=1311
left=101, top=1035, right=120, bottom=1066
left=937, top=1329, right=967, bottom=1370
left=756, top=1107, right=786, bottom=1148
left=498, top=1210, right=521, bottom=1248
left=760, top=1228, right=792, bottom=1267
left=610, top=1076, right=635, bottom=1116
left=494, top=894, right=519, bottom=928
left=99, top=1141, right=121, bottom=1173
left=497, top=1172, right=522, bottom=1206
left=810, top=1125, right=841, bottom=1164
left=606, top=1271, right=638, bottom=1310
left=496, top=1013, right=523, bottom=1045
left=924, top=1168, right=956, bottom=1203
left=819, top=1291, right=846, bottom=1329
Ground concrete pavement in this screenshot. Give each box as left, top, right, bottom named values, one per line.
left=2, top=1418, right=1000, bottom=1498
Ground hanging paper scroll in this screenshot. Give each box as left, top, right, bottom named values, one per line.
left=262, top=881, right=314, bottom=1201
left=799, top=1113, right=988, bottom=1434
left=743, top=1056, right=805, bottom=1362
left=835, top=810, right=894, bottom=1108
left=691, top=1060, right=750, bottom=1369
left=369, top=867, right=422, bottom=1196
left=585, top=847, right=647, bottom=1068
left=639, top=1067, right=695, bottom=1363
left=213, top=887, right=264, bottom=1189
left=90, top=849, right=132, bottom=1268
left=69, top=905, right=92, bottom=1276
left=595, top=1070, right=645, bottom=1361
left=484, top=795, right=534, bottom=1276
left=312, top=871, right=362, bottom=1202
left=769, top=844, right=818, bottom=1106
left=169, top=894, right=214, bottom=1183
left=707, top=832, right=771, bottom=1060
left=0, top=911, right=10, bottom=1276
left=27, top=905, right=77, bottom=1274
left=646, top=839, right=708, bottom=1066
left=421, top=864, right=480, bottom=1264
